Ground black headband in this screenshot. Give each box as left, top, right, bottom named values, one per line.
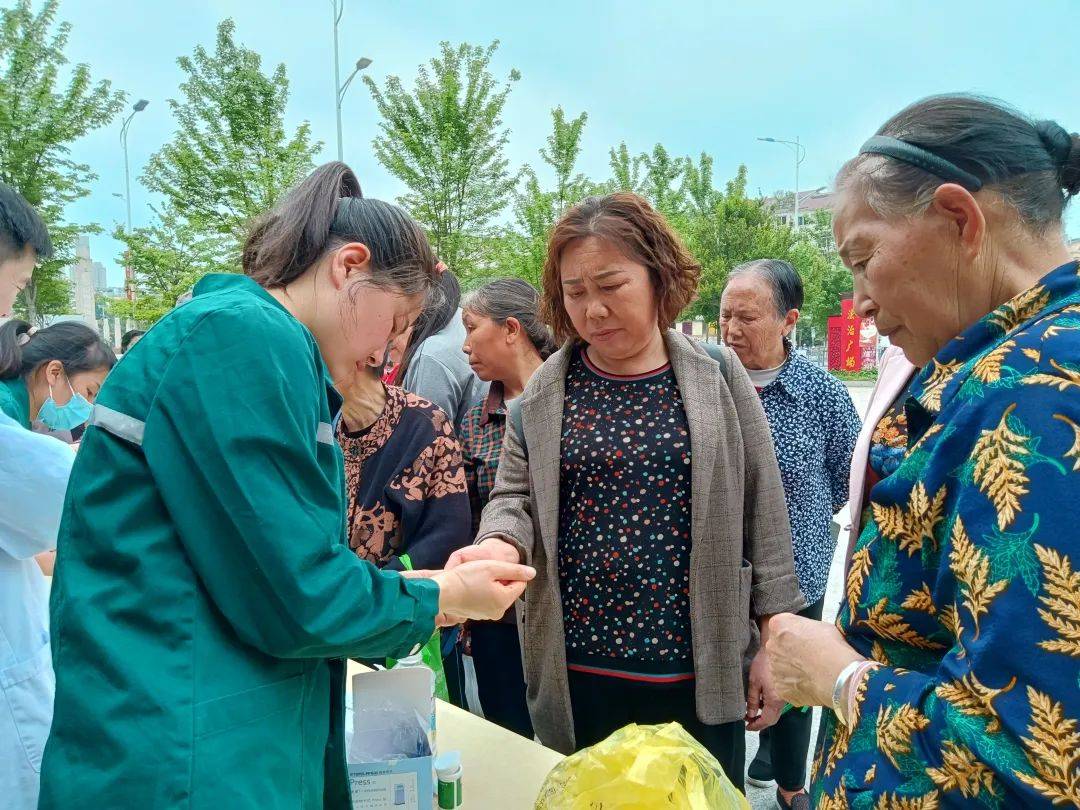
left=859, top=135, right=984, bottom=191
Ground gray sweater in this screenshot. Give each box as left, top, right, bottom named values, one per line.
left=401, top=311, right=488, bottom=431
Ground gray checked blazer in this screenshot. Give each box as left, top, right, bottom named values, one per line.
left=476, top=329, right=805, bottom=754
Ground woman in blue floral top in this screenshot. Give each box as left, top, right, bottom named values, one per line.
left=722, top=260, right=860, bottom=810
left=767, top=94, right=1080, bottom=809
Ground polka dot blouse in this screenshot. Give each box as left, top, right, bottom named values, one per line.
left=557, top=346, right=695, bottom=681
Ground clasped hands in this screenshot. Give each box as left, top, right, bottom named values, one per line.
left=405, top=538, right=865, bottom=733
left=401, top=536, right=530, bottom=627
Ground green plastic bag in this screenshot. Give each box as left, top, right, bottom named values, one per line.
left=534, top=722, right=750, bottom=810
left=387, top=553, right=449, bottom=701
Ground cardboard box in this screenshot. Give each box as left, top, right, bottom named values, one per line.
left=347, top=667, right=435, bottom=810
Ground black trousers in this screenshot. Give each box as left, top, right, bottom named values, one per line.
left=568, top=669, right=746, bottom=794
left=753, top=595, right=826, bottom=791
left=442, top=628, right=468, bottom=708
left=469, top=621, right=534, bottom=739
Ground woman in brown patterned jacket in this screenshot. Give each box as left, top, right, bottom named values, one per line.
left=337, top=360, right=472, bottom=572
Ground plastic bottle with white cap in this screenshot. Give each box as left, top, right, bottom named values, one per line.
left=434, top=751, right=463, bottom=809
left=393, top=652, right=436, bottom=755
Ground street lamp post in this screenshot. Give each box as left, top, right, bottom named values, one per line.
left=120, top=99, right=148, bottom=323
left=330, top=0, right=372, bottom=161
left=121, top=99, right=148, bottom=235
left=758, top=136, right=806, bottom=231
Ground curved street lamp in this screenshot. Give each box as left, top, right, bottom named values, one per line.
left=120, top=99, right=148, bottom=317
left=340, top=57, right=373, bottom=103
left=758, top=136, right=806, bottom=231
left=331, top=1, right=372, bottom=161
left=120, top=100, right=149, bottom=234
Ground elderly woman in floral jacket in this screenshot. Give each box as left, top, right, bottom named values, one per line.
left=768, top=94, right=1080, bottom=809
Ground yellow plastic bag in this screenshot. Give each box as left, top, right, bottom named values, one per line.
left=534, top=722, right=750, bottom=810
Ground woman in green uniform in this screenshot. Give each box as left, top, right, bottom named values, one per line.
left=38, top=163, right=535, bottom=810
left=0, top=319, right=115, bottom=430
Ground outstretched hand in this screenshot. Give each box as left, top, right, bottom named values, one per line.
left=403, top=559, right=535, bottom=625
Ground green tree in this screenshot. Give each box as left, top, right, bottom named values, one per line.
left=541, top=107, right=591, bottom=216
left=681, top=165, right=797, bottom=323
left=793, top=210, right=853, bottom=336
left=364, top=41, right=520, bottom=280
left=639, top=143, right=687, bottom=218
left=681, top=153, right=714, bottom=213
left=491, top=107, right=593, bottom=286
left=680, top=168, right=851, bottom=338
left=606, top=143, right=645, bottom=195
left=113, top=203, right=231, bottom=323
left=0, top=0, right=125, bottom=322
left=140, top=19, right=320, bottom=263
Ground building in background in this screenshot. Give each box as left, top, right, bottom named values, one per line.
left=1069, top=238, right=1080, bottom=261
left=764, top=189, right=839, bottom=252
left=92, top=259, right=108, bottom=291
left=765, top=189, right=838, bottom=230
left=69, top=236, right=96, bottom=325
left=68, top=235, right=121, bottom=319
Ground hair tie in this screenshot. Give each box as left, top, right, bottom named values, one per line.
left=1034, top=120, right=1072, bottom=168
left=434, top=260, right=447, bottom=276
left=16, top=326, right=37, bottom=347
left=859, top=135, right=984, bottom=191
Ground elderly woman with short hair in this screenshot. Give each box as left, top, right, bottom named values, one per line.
left=767, top=94, right=1080, bottom=809
left=449, top=192, right=804, bottom=792
left=721, top=259, right=860, bottom=809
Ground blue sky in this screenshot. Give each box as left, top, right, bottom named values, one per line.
left=53, top=0, right=1080, bottom=286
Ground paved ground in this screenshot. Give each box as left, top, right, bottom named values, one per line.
left=744, top=384, right=872, bottom=809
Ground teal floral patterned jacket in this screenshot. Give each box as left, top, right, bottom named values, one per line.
left=814, top=261, right=1080, bottom=809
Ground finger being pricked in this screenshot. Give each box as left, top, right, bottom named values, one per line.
left=445, top=546, right=481, bottom=570
left=479, top=560, right=537, bottom=583
left=497, top=579, right=528, bottom=602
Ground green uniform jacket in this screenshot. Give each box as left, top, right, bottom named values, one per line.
left=0, top=376, right=30, bottom=427
left=39, top=274, right=440, bottom=809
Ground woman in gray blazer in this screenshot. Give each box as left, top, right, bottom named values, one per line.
left=447, top=193, right=804, bottom=792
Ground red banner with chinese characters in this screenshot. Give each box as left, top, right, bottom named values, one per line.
left=827, top=316, right=843, bottom=371
left=841, top=296, right=862, bottom=372
left=828, top=295, right=874, bottom=371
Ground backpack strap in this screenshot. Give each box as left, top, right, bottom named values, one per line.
left=507, top=397, right=527, bottom=461
left=699, top=340, right=732, bottom=387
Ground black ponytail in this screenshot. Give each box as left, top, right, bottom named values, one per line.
left=0, top=319, right=116, bottom=381
left=242, top=161, right=435, bottom=298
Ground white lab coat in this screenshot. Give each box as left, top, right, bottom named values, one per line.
left=0, top=412, right=73, bottom=810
